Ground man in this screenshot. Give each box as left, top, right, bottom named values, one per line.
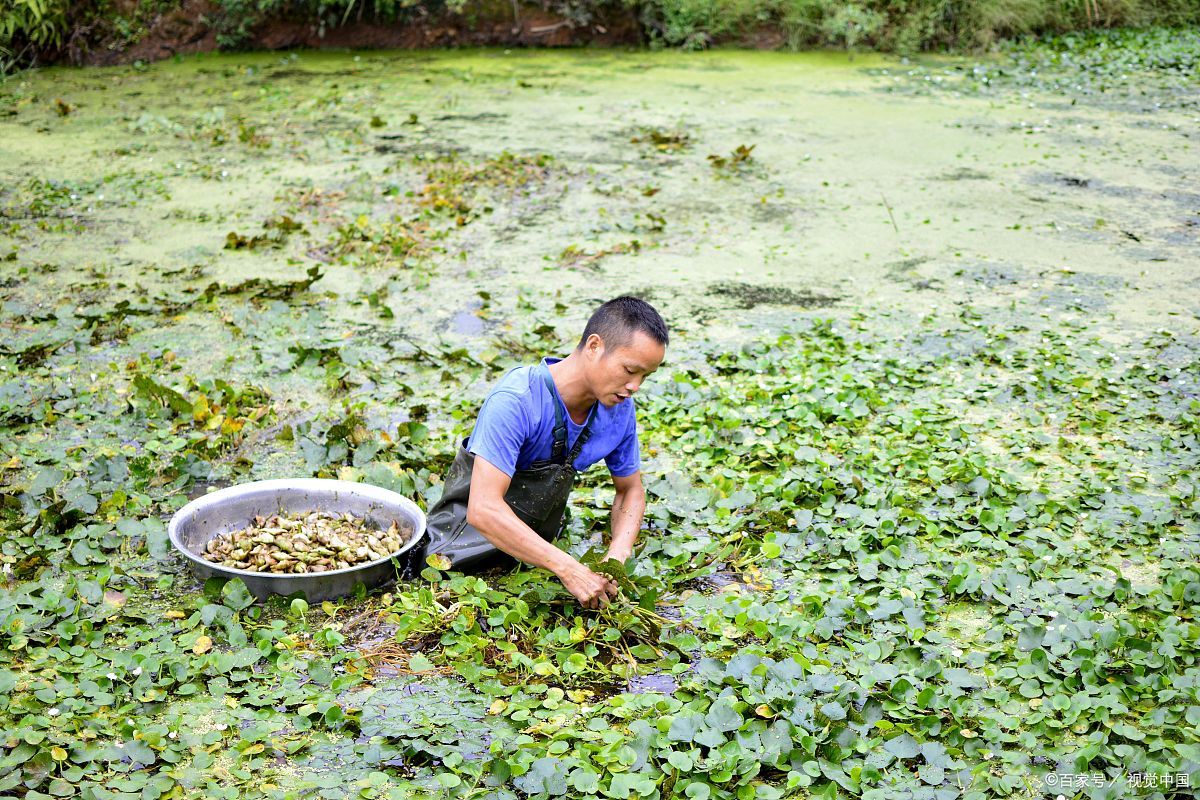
left=421, top=297, right=667, bottom=609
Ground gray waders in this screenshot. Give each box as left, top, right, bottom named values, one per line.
left=417, top=368, right=595, bottom=572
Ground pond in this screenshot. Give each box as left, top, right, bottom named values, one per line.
left=1, top=35, right=1197, bottom=800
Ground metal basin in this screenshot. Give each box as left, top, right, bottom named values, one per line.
left=169, top=479, right=426, bottom=602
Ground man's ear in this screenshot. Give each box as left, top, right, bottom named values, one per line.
left=586, top=333, right=605, bottom=358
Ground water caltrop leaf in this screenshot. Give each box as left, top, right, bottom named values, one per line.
left=1017, top=624, right=1045, bottom=651
left=919, top=763, right=946, bottom=785
left=143, top=518, right=171, bottom=559
left=132, top=374, right=193, bottom=415
left=62, top=477, right=98, bottom=514
left=71, top=540, right=98, bottom=566
left=716, top=488, right=755, bottom=509
left=705, top=700, right=742, bottom=732
left=921, top=741, right=950, bottom=768
left=668, top=713, right=701, bottom=742
left=571, top=767, right=601, bottom=793
left=667, top=751, right=694, bottom=771
left=604, top=772, right=657, bottom=799
left=516, top=756, right=568, bottom=796
left=48, top=778, right=75, bottom=797
left=221, top=579, right=255, bottom=610
left=29, top=467, right=65, bottom=496
left=820, top=702, right=846, bottom=721
left=884, top=733, right=920, bottom=760
left=943, top=668, right=985, bottom=689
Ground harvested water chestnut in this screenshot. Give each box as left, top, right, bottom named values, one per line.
left=201, top=511, right=412, bottom=574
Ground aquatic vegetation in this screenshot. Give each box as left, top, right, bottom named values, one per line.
left=1, top=178, right=94, bottom=235
left=3, top=298, right=1195, bottom=797
left=630, top=127, right=692, bottom=153
left=707, top=144, right=755, bottom=174
left=879, top=25, right=1200, bottom=109
left=0, top=41, right=1197, bottom=799
left=300, top=151, right=557, bottom=267
left=707, top=281, right=839, bottom=309
left=323, top=214, right=431, bottom=266
left=557, top=241, right=642, bottom=270
left=412, top=150, right=557, bottom=221
left=128, top=370, right=274, bottom=455
left=225, top=216, right=305, bottom=251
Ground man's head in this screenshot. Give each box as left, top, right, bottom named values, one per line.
left=576, top=297, right=668, bottom=407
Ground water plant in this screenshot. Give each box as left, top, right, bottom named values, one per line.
left=0, top=38, right=1196, bottom=799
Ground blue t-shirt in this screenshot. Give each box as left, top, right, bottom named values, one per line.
left=467, top=358, right=640, bottom=478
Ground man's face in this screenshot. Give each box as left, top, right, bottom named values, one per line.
left=584, top=330, right=666, bottom=407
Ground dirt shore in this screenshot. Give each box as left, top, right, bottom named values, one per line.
left=69, top=0, right=645, bottom=67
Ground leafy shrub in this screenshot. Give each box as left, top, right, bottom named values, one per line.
left=642, top=0, right=768, bottom=48
left=640, top=0, right=1200, bottom=53
left=208, top=0, right=475, bottom=47
left=818, top=1, right=884, bottom=48
left=1, top=0, right=184, bottom=70
left=0, top=0, right=70, bottom=65
left=3, top=0, right=1200, bottom=69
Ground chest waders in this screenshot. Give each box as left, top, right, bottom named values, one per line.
left=418, top=368, right=595, bottom=572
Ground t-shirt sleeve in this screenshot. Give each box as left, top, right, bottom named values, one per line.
left=604, top=403, right=641, bottom=478
left=467, top=391, right=530, bottom=477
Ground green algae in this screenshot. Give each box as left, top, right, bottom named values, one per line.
left=3, top=47, right=1194, bottom=340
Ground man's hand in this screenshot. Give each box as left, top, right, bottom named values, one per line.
left=467, top=458, right=614, bottom=605
left=556, top=560, right=620, bottom=610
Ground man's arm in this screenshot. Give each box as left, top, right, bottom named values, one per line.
left=466, top=455, right=619, bottom=609
left=605, top=471, right=646, bottom=563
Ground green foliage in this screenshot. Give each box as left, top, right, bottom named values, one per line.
left=4, top=0, right=1200, bottom=67
left=707, top=143, right=756, bottom=173
left=307, top=309, right=1199, bottom=799
left=391, top=560, right=673, bottom=685
left=306, top=150, right=554, bottom=268
left=1, top=0, right=186, bottom=71
left=879, top=25, right=1200, bottom=110
left=2, top=35, right=1197, bottom=798
left=1005, top=23, right=1200, bottom=76
left=0, top=571, right=364, bottom=796
left=959, top=0, right=1200, bottom=48
left=0, top=0, right=70, bottom=59
left=640, top=0, right=766, bottom=49
left=641, top=0, right=1200, bottom=51
left=207, top=0, right=461, bottom=48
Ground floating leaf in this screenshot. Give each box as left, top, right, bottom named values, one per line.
left=884, top=733, right=920, bottom=760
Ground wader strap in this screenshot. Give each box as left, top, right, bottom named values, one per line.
left=566, top=413, right=595, bottom=466
left=539, top=365, right=597, bottom=468
left=540, top=368, right=569, bottom=464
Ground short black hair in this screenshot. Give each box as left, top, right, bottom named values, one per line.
left=576, top=296, right=669, bottom=351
